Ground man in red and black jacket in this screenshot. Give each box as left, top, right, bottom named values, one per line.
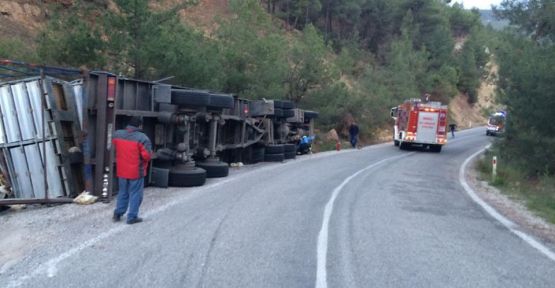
left=112, top=116, right=152, bottom=224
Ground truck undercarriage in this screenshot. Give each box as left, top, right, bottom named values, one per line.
left=0, top=61, right=318, bottom=205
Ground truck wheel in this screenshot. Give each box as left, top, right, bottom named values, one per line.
left=153, top=159, right=172, bottom=169
left=282, top=109, right=295, bottom=118
left=208, top=93, right=234, bottom=109
left=264, top=153, right=285, bottom=162
left=283, top=144, right=296, bottom=153
left=394, top=140, right=399, bottom=147
left=284, top=151, right=296, bottom=159
left=197, top=160, right=229, bottom=178
left=274, top=100, right=294, bottom=110
left=430, top=145, right=442, bottom=153
left=168, top=165, right=206, bottom=187
left=171, top=89, right=210, bottom=106
left=303, top=110, right=319, bottom=119
left=399, top=142, right=409, bottom=150
left=265, top=144, right=284, bottom=154
left=252, top=147, right=265, bottom=163
left=273, top=109, right=285, bottom=118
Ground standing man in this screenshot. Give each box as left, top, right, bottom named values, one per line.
left=112, top=116, right=152, bottom=224
left=349, top=122, right=359, bottom=149
left=449, top=123, right=457, bottom=138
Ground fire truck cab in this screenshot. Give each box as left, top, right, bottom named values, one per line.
left=390, top=99, right=448, bottom=152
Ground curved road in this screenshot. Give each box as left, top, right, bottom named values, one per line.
left=3, top=128, right=555, bottom=287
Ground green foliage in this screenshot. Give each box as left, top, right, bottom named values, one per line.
left=494, top=23, right=555, bottom=176
left=148, top=20, right=223, bottom=88
left=494, top=0, right=555, bottom=42
left=478, top=148, right=555, bottom=224
left=218, top=0, right=289, bottom=99
left=302, top=82, right=351, bottom=129
left=30, top=0, right=489, bottom=143
left=448, top=3, right=480, bottom=37
left=286, top=25, right=335, bottom=103
left=38, top=5, right=106, bottom=68
left=384, top=27, right=428, bottom=100
left=38, top=0, right=204, bottom=81
left=0, top=39, right=38, bottom=62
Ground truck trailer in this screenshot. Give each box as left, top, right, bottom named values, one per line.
left=0, top=61, right=318, bottom=204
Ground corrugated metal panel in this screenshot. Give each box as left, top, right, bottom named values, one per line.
left=9, top=147, right=33, bottom=198
left=0, top=85, right=21, bottom=143
left=25, top=80, right=49, bottom=138
left=39, top=141, right=64, bottom=198
left=24, top=144, right=45, bottom=198
left=11, top=83, right=37, bottom=141
left=0, top=78, right=68, bottom=199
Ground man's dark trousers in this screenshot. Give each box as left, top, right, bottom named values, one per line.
left=350, top=135, right=357, bottom=148
left=115, top=178, right=144, bottom=221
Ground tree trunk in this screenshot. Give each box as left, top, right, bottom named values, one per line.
left=325, top=1, right=330, bottom=40
left=286, top=0, right=290, bottom=27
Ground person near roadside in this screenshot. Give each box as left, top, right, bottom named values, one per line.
left=349, top=122, right=359, bottom=148
left=449, top=123, right=457, bottom=138
left=112, top=116, right=152, bottom=224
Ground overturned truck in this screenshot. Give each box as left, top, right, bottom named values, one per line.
left=0, top=63, right=318, bottom=204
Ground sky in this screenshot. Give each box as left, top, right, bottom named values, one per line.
left=451, top=0, right=503, bottom=10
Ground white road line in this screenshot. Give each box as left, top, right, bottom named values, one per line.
left=315, top=154, right=411, bottom=288
left=459, top=146, right=555, bottom=262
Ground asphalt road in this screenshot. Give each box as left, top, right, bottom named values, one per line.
left=3, top=128, right=555, bottom=287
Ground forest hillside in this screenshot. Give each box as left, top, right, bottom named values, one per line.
left=0, top=0, right=495, bottom=144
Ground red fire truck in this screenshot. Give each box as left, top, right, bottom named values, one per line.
left=390, top=99, right=448, bottom=152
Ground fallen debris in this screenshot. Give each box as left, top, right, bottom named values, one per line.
left=73, top=191, right=98, bottom=205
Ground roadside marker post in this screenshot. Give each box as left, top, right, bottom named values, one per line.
left=492, top=156, right=497, bottom=182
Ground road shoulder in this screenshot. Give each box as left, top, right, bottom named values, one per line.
left=466, top=157, right=555, bottom=246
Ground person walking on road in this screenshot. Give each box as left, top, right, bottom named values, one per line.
left=449, top=123, right=457, bottom=138
left=112, top=116, right=152, bottom=224
left=349, top=122, right=359, bottom=148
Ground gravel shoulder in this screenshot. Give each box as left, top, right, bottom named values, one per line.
left=467, top=157, right=555, bottom=246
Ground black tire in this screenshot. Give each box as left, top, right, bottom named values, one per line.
left=303, top=110, right=319, bottom=119
left=282, top=109, right=295, bottom=118
left=208, top=93, right=234, bottom=109
left=394, top=140, right=400, bottom=147
left=171, top=89, right=210, bottom=106
left=283, top=144, right=296, bottom=153
left=197, top=161, right=229, bottom=178
left=265, top=153, right=285, bottom=162
left=399, top=142, right=409, bottom=150
left=153, top=159, right=172, bottom=169
left=251, top=147, right=265, bottom=163
left=168, top=166, right=206, bottom=187
left=430, top=145, right=442, bottom=153
left=284, top=151, right=296, bottom=159
left=273, top=108, right=284, bottom=118
left=265, top=144, right=284, bottom=154
left=273, top=100, right=294, bottom=109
